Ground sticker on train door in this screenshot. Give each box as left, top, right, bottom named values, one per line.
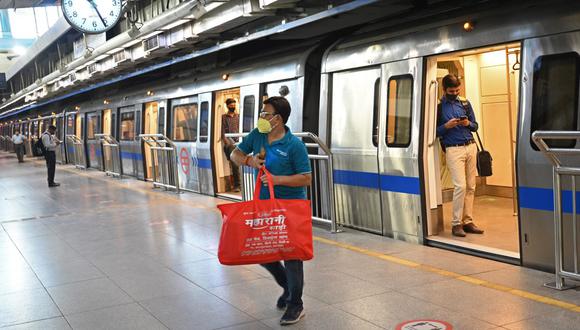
left=180, top=147, right=190, bottom=175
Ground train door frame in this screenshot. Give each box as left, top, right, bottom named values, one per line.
left=55, top=114, right=66, bottom=164
left=86, top=111, right=102, bottom=170
left=212, top=87, right=242, bottom=199
left=64, top=112, right=76, bottom=164
left=119, top=105, right=140, bottom=178
left=378, top=58, right=424, bottom=242
left=421, top=43, right=523, bottom=262
left=142, top=101, right=160, bottom=180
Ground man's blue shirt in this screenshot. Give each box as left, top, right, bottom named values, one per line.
left=237, top=126, right=311, bottom=200
left=436, top=95, right=479, bottom=146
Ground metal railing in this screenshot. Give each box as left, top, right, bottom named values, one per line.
left=225, top=131, right=340, bottom=233
left=140, top=134, right=181, bottom=193
left=66, top=135, right=87, bottom=169
left=3, top=135, right=14, bottom=152
left=532, top=131, right=580, bottom=290
left=95, top=134, right=123, bottom=178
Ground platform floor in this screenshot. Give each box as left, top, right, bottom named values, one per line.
left=1, top=152, right=580, bottom=330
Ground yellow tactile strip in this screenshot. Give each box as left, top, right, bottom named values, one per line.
left=54, top=162, right=580, bottom=313
left=313, top=236, right=580, bottom=313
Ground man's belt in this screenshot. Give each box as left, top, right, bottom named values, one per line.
left=445, top=139, right=475, bottom=148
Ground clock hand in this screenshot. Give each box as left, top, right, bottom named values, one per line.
left=86, top=0, right=107, bottom=27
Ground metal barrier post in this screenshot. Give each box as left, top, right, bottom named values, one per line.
left=139, top=134, right=181, bottom=194
left=226, top=131, right=341, bottom=233
left=66, top=135, right=86, bottom=169
left=532, top=131, right=580, bottom=290
left=95, top=134, right=123, bottom=178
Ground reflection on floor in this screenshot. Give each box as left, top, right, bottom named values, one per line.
left=436, top=195, right=519, bottom=254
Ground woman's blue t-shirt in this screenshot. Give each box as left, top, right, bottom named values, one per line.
left=237, top=127, right=311, bottom=200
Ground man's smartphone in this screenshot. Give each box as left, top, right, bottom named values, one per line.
left=459, top=115, right=468, bottom=120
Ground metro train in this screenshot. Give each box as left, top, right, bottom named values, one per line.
left=1, top=3, right=579, bottom=272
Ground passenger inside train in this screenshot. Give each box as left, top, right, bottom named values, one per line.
left=428, top=43, right=521, bottom=258
left=214, top=88, right=242, bottom=198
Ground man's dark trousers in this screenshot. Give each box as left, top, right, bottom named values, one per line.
left=45, top=151, right=56, bottom=184
left=15, top=144, right=24, bottom=162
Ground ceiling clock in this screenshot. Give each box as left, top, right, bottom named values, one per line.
left=62, top=0, right=123, bottom=34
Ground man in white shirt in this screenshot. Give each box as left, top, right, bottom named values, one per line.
left=12, top=130, right=25, bottom=163
left=42, top=125, right=61, bottom=187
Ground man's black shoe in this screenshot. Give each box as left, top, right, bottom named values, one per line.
left=277, top=294, right=288, bottom=310
left=48, top=183, right=60, bottom=187
left=463, top=223, right=484, bottom=234
left=452, top=225, right=466, bottom=237
left=280, top=306, right=305, bottom=325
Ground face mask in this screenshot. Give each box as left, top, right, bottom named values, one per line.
left=228, top=107, right=235, bottom=112
left=446, top=94, right=458, bottom=101
left=257, top=117, right=277, bottom=134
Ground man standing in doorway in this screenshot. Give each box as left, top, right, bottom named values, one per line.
left=42, top=125, right=61, bottom=187
left=221, top=98, right=241, bottom=192
left=12, top=130, right=25, bottom=163
left=436, top=74, right=484, bottom=237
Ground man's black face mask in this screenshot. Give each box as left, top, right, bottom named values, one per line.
left=446, top=93, right=458, bottom=101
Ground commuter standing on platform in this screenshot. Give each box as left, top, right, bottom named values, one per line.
left=12, top=130, right=25, bottom=163
left=42, top=125, right=61, bottom=187
left=230, top=96, right=311, bottom=325
left=436, top=74, right=484, bottom=237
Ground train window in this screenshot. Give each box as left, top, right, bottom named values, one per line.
left=372, top=78, right=380, bottom=147
left=172, top=103, right=198, bottom=142
left=242, top=95, right=255, bottom=133
left=120, top=112, right=135, bottom=140
left=86, top=114, right=101, bottom=140
left=531, top=52, right=580, bottom=149
left=199, top=101, right=209, bottom=142
left=386, top=75, right=413, bottom=147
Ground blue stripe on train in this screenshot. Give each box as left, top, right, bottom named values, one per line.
left=332, top=169, right=421, bottom=195
left=197, top=158, right=212, bottom=169
left=518, top=186, right=580, bottom=214
left=120, top=151, right=143, bottom=161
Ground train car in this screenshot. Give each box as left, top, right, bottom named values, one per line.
left=69, top=43, right=322, bottom=199
left=319, top=3, right=580, bottom=270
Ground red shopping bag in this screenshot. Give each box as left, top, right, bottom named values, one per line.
left=217, top=167, right=313, bottom=265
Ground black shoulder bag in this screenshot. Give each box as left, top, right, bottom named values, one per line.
left=474, top=131, right=493, bottom=177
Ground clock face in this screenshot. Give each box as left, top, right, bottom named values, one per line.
left=62, top=0, right=123, bottom=34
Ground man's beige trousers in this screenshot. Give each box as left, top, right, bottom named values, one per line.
left=445, top=143, right=477, bottom=227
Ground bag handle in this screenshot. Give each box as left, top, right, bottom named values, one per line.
left=459, top=100, right=485, bottom=152
left=253, top=167, right=276, bottom=200
left=475, top=131, right=485, bottom=152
